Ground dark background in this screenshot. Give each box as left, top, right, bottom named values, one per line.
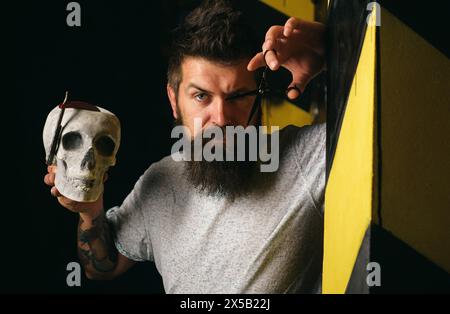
left=7, top=0, right=300, bottom=294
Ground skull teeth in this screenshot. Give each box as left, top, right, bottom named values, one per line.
left=68, top=177, right=96, bottom=191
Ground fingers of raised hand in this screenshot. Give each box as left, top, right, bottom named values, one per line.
left=263, top=48, right=279, bottom=70
left=284, top=17, right=302, bottom=37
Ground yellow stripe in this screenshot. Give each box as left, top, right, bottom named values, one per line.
left=322, top=19, right=377, bottom=293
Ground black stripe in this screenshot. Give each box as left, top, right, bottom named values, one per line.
left=346, top=223, right=450, bottom=293
left=380, top=0, right=450, bottom=58
left=345, top=225, right=371, bottom=294
left=326, top=0, right=372, bottom=179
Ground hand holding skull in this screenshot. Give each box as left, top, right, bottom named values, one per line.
left=43, top=101, right=121, bottom=206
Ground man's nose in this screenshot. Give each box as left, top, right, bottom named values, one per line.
left=210, top=98, right=229, bottom=127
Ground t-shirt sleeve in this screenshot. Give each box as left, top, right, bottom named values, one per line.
left=106, top=170, right=154, bottom=262
left=293, top=123, right=326, bottom=217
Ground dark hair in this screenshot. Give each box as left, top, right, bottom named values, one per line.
left=167, top=0, right=259, bottom=96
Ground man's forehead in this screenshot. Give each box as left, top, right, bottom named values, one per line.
left=182, top=56, right=250, bottom=73
left=180, top=56, right=255, bottom=90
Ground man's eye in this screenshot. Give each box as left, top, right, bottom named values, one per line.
left=228, top=94, right=245, bottom=102
left=194, top=93, right=209, bottom=102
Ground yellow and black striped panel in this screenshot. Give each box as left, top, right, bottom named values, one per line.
left=324, top=0, right=450, bottom=293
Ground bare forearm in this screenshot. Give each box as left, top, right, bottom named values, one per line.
left=77, top=210, right=118, bottom=279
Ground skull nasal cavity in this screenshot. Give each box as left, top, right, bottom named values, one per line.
left=81, top=148, right=96, bottom=170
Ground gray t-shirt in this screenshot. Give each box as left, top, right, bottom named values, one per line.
left=106, top=123, right=326, bottom=293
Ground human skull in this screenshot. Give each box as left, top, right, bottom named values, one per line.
left=43, top=101, right=121, bottom=202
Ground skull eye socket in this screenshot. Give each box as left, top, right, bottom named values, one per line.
left=62, top=132, right=83, bottom=151
left=95, top=136, right=115, bottom=156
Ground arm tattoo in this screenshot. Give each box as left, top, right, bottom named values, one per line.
left=77, top=213, right=118, bottom=273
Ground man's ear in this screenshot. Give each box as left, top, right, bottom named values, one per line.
left=167, top=84, right=178, bottom=120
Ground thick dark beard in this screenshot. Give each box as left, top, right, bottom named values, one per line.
left=174, top=114, right=261, bottom=199
left=185, top=157, right=257, bottom=199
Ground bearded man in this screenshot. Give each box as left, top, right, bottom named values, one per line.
left=44, top=0, right=326, bottom=293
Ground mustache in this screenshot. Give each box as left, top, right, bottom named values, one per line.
left=192, top=126, right=228, bottom=146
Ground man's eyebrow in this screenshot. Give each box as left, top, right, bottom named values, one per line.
left=226, top=88, right=253, bottom=96
left=225, top=88, right=258, bottom=100
left=186, top=83, right=212, bottom=94
left=186, top=83, right=256, bottom=99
